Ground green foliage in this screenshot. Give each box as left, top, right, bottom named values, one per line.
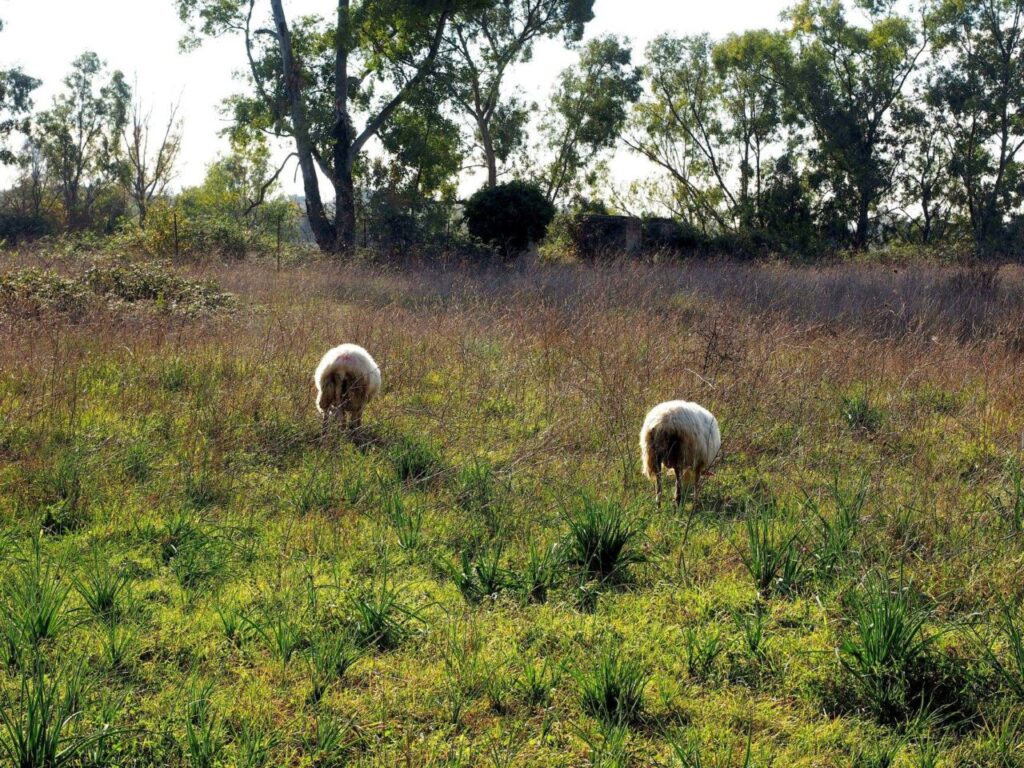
left=464, top=181, right=556, bottom=256
left=74, top=553, right=131, bottom=622
left=33, top=52, right=130, bottom=232
left=561, top=497, right=646, bottom=584
left=444, top=547, right=515, bottom=604
left=683, top=625, right=724, bottom=681
left=839, top=573, right=936, bottom=723
left=4, top=540, right=71, bottom=649
left=0, top=663, right=105, bottom=768
left=840, top=391, right=883, bottom=434
left=540, top=35, right=641, bottom=203
left=0, top=262, right=233, bottom=321
left=389, top=435, right=443, bottom=484
left=349, top=578, right=424, bottom=651
left=574, top=645, right=649, bottom=726
left=740, top=505, right=806, bottom=597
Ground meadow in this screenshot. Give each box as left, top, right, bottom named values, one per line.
left=1, top=251, right=1023, bottom=767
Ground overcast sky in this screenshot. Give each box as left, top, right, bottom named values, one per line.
left=0, top=0, right=792, bottom=195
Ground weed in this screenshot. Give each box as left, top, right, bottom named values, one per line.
left=382, top=490, right=423, bottom=550
left=349, top=578, right=425, bottom=651
left=741, top=507, right=805, bottom=597
left=184, top=681, right=221, bottom=768
left=307, top=631, right=362, bottom=702
left=0, top=663, right=106, bottom=767
left=840, top=390, right=883, bottom=433
left=444, top=547, right=515, bottom=604
left=575, top=645, right=649, bottom=726
left=518, top=540, right=560, bottom=603
left=839, top=573, right=935, bottom=723
left=683, top=626, right=724, bottom=681
left=389, top=435, right=442, bottom=484
left=983, top=603, right=1024, bottom=700
left=517, top=658, right=561, bottom=708
left=243, top=612, right=305, bottom=666
left=74, top=553, right=132, bottom=622
left=562, top=497, right=646, bottom=584
left=4, top=539, right=72, bottom=648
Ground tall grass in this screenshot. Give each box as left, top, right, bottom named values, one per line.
left=562, top=498, right=646, bottom=584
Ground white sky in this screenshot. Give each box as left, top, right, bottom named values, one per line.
left=0, top=0, right=791, bottom=196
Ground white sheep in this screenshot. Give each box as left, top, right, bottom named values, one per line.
left=314, top=344, right=381, bottom=432
left=640, top=401, right=721, bottom=508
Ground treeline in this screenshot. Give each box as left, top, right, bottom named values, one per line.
left=2, top=1, right=1023, bottom=260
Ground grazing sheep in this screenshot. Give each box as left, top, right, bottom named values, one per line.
left=640, top=401, right=721, bottom=508
left=314, top=344, right=381, bottom=432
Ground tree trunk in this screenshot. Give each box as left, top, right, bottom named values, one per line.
left=479, top=117, right=498, bottom=187
left=853, top=195, right=870, bottom=250
left=270, top=0, right=336, bottom=252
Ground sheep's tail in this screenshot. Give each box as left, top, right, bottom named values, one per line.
left=640, top=427, right=659, bottom=479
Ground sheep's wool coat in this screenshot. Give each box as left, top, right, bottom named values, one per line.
left=640, top=401, right=721, bottom=478
left=314, top=344, right=382, bottom=415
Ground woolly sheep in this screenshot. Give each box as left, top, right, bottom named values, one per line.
left=640, top=400, right=721, bottom=508
left=314, top=344, right=381, bottom=431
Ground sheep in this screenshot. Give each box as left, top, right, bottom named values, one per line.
left=640, top=400, right=721, bottom=509
left=314, top=344, right=381, bottom=432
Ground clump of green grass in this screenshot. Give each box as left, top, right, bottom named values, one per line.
left=989, top=464, right=1024, bottom=536
left=389, top=435, right=443, bottom=484
left=4, top=540, right=72, bottom=649
left=840, top=390, right=883, bottom=434
left=242, top=611, right=305, bottom=667
left=518, top=540, right=560, bottom=604
left=0, top=663, right=106, bottom=767
left=454, top=459, right=510, bottom=536
left=443, top=547, right=515, bottom=604
left=983, top=603, right=1024, bottom=700
left=562, top=497, right=646, bottom=584
left=683, top=626, right=724, bottom=681
left=122, top=440, right=156, bottom=483
left=575, top=645, right=649, bottom=726
left=184, top=681, right=222, bottom=768
left=349, top=577, right=425, bottom=651
left=382, top=489, right=423, bottom=550
left=516, top=658, right=561, bottom=708
left=839, top=573, right=936, bottom=723
left=740, top=505, right=805, bottom=597
left=809, top=475, right=866, bottom=579
left=307, top=631, right=362, bottom=702
left=290, top=460, right=338, bottom=516
left=74, top=552, right=132, bottom=623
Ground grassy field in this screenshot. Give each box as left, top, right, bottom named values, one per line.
left=1, top=253, right=1024, bottom=766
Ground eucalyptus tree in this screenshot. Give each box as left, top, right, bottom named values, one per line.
left=782, top=0, right=926, bottom=249
left=443, top=0, right=595, bottom=187
left=34, top=53, right=130, bottom=230
left=928, top=0, right=1024, bottom=250
left=0, top=18, right=41, bottom=165
left=177, top=0, right=480, bottom=255
left=539, top=34, right=641, bottom=204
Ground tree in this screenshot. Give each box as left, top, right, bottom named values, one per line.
left=626, top=35, right=736, bottom=231
left=928, top=0, right=1024, bottom=251
left=464, top=180, right=554, bottom=255
left=712, top=30, right=789, bottom=228
left=443, top=0, right=594, bottom=187
left=121, top=93, right=183, bottom=227
left=893, top=97, right=954, bottom=245
left=540, top=35, right=641, bottom=204
left=177, top=0, right=478, bottom=256
left=35, top=52, right=130, bottom=230
left=0, top=19, right=41, bottom=165
left=782, top=0, right=926, bottom=249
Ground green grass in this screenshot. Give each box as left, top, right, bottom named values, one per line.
left=1, top=256, right=1023, bottom=765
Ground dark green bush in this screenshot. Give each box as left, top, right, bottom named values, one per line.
left=464, top=181, right=555, bottom=257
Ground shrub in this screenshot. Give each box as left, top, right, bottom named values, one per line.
left=575, top=645, right=649, bottom=726
left=839, top=573, right=940, bottom=723
left=561, top=497, right=646, bottom=584
left=463, top=181, right=555, bottom=257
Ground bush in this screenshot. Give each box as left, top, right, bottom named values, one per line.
left=463, top=181, right=555, bottom=257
